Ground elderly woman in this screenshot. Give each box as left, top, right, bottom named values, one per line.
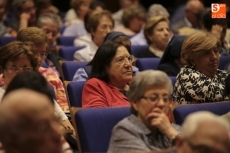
left=172, top=31, right=229, bottom=104
left=107, top=70, right=182, bottom=152
left=82, top=40, right=133, bottom=107
left=73, top=31, right=139, bottom=81
left=0, top=41, right=75, bottom=145
left=73, top=10, right=114, bottom=61
left=136, top=16, right=171, bottom=58
left=114, top=4, right=146, bottom=36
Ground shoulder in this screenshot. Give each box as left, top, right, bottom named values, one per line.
left=39, top=67, right=59, bottom=76
left=85, top=78, right=106, bottom=86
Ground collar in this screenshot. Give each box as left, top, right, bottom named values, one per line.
left=149, top=46, right=164, bottom=57
left=129, top=114, right=152, bottom=135
left=184, top=17, right=192, bottom=27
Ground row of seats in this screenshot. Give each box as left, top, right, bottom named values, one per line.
left=71, top=101, right=230, bottom=153
left=60, top=56, right=230, bottom=81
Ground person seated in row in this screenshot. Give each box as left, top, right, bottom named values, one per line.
left=136, top=16, right=171, bottom=58
left=154, top=111, right=230, bottom=153
left=0, top=42, right=73, bottom=152
left=114, top=4, right=146, bottom=36
left=36, top=13, right=63, bottom=77
left=107, top=70, right=182, bottom=152
left=16, top=27, right=69, bottom=112
left=172, top=31, right=228, bottom=104
left=82, top=40, right=133, bottom=108
left=64, top=0, right=106, bottom=37
left=131, top=4, right=170, bottom=46
left=7, top=0, right=36, bottom=36
left=73, top=10, right=114, bottom=62
left=64, top=0, right=91, bottom=26
left=0, top=89, right=67, bottom=153
left=73, top=31, right=138, bottom=81
left=157, top=35, right=187, bottom=76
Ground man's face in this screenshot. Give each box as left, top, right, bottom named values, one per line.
left=177, top=121, right=230, bottom=153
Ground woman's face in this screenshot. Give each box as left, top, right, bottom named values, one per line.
left=149, top=21, right=170, bottom=50
left=77, top=2, right=90, bottom=18
left=129, top=16, right=145, bottom=33
left=41, top=23, right=59, bottom=50
left=91, top=15, right=113, bottom=45
left=132, top=85, right=170, bottom=129
left=107, top=46, right=133, bottom=86
left=2, top=55, right=33, bottom=87
left=191, top=48, right=219, bottom=77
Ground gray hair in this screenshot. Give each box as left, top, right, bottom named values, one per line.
left=182, top=111, right=230, bottom=138
left=148, top=4, right=169, bottom=18
left=127, top=70, right=173, bottom=102
left=36, top=13, right=62, bottom=29
left=12, top=0, right=33, bottom=11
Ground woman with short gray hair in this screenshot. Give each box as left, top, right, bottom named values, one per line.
left=107, top=70, right=181, bottom=153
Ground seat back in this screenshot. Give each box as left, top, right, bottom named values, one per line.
left=67, top=81, right=86, bottom=107
left=169, top=76, right=176, bottom=88
left=131, top=45, right=148, bottom=57
left=219, top=56, right=230, bottom=70
left=59, top=46, right=85, bottom=61
left=136, top=58, right=161, bottom=71
left=0, top=37, right=16, bottom=46
left=62, top=61, right=88, bottom=81
left=173, top=101, right=230, bottom=125
left=57, top=36, right=76, bottom=46
left=74, top=106, right=130, bottom=153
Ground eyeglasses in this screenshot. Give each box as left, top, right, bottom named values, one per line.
left=185, top=138, right=228, bottom=153
left=141, top=95, right=170, bottom=103
left=5, top=67, right=33, bottom=74
left=36, top=52, right=48, bottom=59
left=115, top=55, right=135, bottom=65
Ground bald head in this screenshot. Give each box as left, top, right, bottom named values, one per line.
left=185, top=0, right=204, bottom=11
left=0, top=89, right=61, bottom=153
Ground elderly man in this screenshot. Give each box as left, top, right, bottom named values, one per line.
left=0, top=89, right=64, bottom=153
left=171, top=0, right=204, bottom=34
left=154, top=111, right=230, bottom=153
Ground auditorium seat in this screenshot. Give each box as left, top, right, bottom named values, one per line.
left=131, top=45, right=148, bottom=57
left=136, top=58, right=161, bottom=71
left=59, top=46, right=85, bottom=61
left=57, top=36, right=76, bottom=46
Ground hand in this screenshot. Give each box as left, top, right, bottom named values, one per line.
left=20, top=13, right=31, bottom=21
left=211, top=24, right=223, bottom=39
left=147, top=108, right=178, bottom=139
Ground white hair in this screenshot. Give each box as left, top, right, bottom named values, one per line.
left=148, top=4, right=169, bottom=18
left=182, top=111, right=230, bottom=138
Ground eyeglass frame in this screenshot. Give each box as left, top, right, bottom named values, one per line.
left=5, top=66, right=34, bottom=74
left=141, top=94, right=171, bottom=103
left=114, top=55, right=135, bottom=65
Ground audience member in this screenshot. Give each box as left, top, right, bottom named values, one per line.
left=172, top=31, right=228, bottom=104
left=82, top=40, right=133, bottom=107
left=0, top=41, right=74, bottom=136
left=171, top=0, right=204, bottom=34
left=157, top=35, right=187, bottom=76
left=34, top=0, right=59, bottom=16
left=113, top=0, right=138, bottom=27
left=202, top=9, right=229, bottom=56
left=136, top=16, right=170, bottom=58
left=0, top=89, right=68, bottom=153
left=107, top=70, right=181, bottom=152
left=114, top=4, right=146, bottom=36
left=131, top=4, right=170, bottom=46
left=36, top=13, right=63, bottom=76
left=16, top=27, right=69, bottom=111
left=73, top=10, right=114, bottom=62
left=63, top=0, right=106, bottom=37
left=64, top=0, right=91, bottom=26
left=0, top=0, right=7, bottom=36
left=155, top=111, right=230, bottom=153
left=7, top=0, right=37, bottom=36
left=73, top=31, right=139, bottom=81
